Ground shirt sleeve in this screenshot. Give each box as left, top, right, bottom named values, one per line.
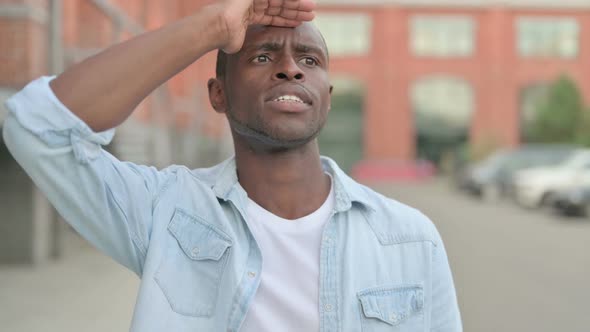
left=2, top=76, right=174, bottom=276
left=430, top=230, right=463, bottom=332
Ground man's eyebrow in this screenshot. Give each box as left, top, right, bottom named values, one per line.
left=294, top=43, right=326, bottom=57
left=245, top=42, right=327, bottom=58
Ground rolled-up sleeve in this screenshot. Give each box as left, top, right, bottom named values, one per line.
left=3, top=76, right=172, bottom=276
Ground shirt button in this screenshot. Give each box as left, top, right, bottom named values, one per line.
left=324, top=304, right=333, bottom=312
left=389, top=313, right=398, bottom=323
left=191, top=247, right=200, bottom=256
left=248, top=271, right=257, bottom=278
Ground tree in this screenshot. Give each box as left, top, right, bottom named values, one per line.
left=575, top=107, right=590, bottom=147
left=529, top=76, right=585, bottom=144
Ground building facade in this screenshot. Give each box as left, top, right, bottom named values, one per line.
left=0, top=0, right=233, bottom=263
left=315, top=0, right=590, bottom=166
left=1, top=0, right=590, bottom=261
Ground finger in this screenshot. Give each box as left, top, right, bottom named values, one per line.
left=253, top=0, right=269, bottom=11
left=268, top=0, right=316, bottom=12
left=268, top=15, right=304, bottom=27
left=264, top=6, right=315, bottom=22
left=258, top=14, right=303, bottom=27
left=265, top=6, right=283, bottom=16
left=296, top=0, right=317, bottom=11
left=278, top=9, right=315, bottom=21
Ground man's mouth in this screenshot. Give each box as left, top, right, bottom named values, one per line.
left=267, top=93, right=313, bottom=113
left=272, top=95, right=307, bottom=104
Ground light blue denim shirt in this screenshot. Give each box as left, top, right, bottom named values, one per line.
left=3, top=77, right=462, bottom=332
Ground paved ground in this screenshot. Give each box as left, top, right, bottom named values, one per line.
left=373, top=179, right=590, bottom=332
left=0, top=232, right=139, bottom=332
left=1, top=178, right=589, bottom=332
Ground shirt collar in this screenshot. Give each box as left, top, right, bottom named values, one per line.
left=209, top=156, right=376, bottom=213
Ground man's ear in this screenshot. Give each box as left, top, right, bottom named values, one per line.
left=208, top=78, right=227, bottom=114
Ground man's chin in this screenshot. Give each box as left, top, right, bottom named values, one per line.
left=248, top=132, right=317, bottom=151
left=228, top=116, right=323, bottom=151
left=236, top=128, right=319, bottom=151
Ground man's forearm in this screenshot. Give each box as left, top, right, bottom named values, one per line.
left=49, top=4, right=227, bottom=132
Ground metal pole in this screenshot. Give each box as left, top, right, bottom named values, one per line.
left=49, top=0, right=64, bottom=75
left=49, top=0, right=64, bottom=260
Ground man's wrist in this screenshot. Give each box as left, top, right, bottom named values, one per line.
left=187, top=4, right=231, bottom=53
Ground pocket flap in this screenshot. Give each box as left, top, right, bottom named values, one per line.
left=357, top=285, right=424, bottom=326
left=168, top=208, right=232, bottom=261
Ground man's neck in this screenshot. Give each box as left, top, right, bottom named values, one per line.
left=234, top=141, right=331, bottom=220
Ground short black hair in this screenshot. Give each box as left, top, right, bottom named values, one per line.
left=215, top=26, right=329, bottom=78
left=216, top=50, right=228, bottom=78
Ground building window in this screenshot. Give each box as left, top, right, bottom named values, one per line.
left=314, top=13, right=372, bottom=57
left=411, top=15, right=476, bottom=57
left=517, top=17, right=579, bottom=58
left=412, top=77, right=475, bottom=135
left=412, top=77, right=474, bottom=164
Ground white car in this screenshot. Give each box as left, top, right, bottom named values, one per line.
left=513, top=149, right=590, bottom=208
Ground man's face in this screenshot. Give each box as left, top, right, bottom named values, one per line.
left=210, top=23, right=332, bottom=150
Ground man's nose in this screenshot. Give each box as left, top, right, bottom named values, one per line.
left=273, top=57, right=305, bottom=81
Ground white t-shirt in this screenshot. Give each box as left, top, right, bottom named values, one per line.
left=240, top=177, right=335, bottom=332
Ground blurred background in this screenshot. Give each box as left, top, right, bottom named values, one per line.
left=1, top=0, right=589, bottom=331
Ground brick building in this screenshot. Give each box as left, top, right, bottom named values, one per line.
left=1, top=0, right=590, bottom=262
left=0, top=0, right=234, bottom=263
left=315, top=0, right=590, bottom=172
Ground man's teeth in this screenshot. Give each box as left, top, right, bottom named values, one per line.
left=274, top=95, right=304, bottom=103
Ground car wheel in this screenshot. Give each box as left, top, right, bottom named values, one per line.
left=540, top=192, right=555, bottom=207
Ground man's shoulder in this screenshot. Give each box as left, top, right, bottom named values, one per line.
left=156, top=160, right=228, bottom=182
left=354, top=183, right=441, bottom=246
left=186, top=161, right=229, bottom=184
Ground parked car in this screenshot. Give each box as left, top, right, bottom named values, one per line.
left=552, top=186, right=590, bottom=216
left=460, top=145, right=575, bottom=200
left=512, top=149, right=590, bottom=208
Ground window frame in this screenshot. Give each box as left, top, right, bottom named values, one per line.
left=410, top=14, right=477, bottom=58
left=516, top=16, right=580, bottom=59
left=313, top=12, right=373, bottom=57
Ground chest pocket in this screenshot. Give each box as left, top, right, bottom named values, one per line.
left=155, top=208, right=232, bottom=317
left=358, top=285, right=424, bottom=331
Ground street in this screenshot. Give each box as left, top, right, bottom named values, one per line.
left=1, top=178, right=588, bottom=331
left=0, top=232, right=138, bottom=332
left=373, top=179, right=590, bottom=332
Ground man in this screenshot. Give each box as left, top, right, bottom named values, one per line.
left=3, top=0, right=462, bottom=331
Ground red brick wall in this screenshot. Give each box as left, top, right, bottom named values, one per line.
left=3, top=1, right=589, bottom=162
left=58, top=0, right=226, bottom=136
left=321, top=5, right=590, bottom=161
left=0, top=0, right=48, bottom=88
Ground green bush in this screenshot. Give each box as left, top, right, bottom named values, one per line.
left=529, top=75, right=587, bottom=145
left=575, top=107, right=590, bottom=147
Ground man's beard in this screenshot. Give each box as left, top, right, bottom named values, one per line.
left=225, top=108, right=324, bottom=151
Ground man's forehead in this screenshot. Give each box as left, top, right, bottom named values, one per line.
left=242, top=23, right=326, bottom=52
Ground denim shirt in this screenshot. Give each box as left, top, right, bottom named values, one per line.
left=3, top=77, right=462, bottom=332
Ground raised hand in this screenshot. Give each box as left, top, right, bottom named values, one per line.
left=219, top=0, right=317, bottom=53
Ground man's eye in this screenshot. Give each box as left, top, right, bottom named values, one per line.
left=301, top=57, right=318, bottom=66
left=253, top=55, right=271, bottom=63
